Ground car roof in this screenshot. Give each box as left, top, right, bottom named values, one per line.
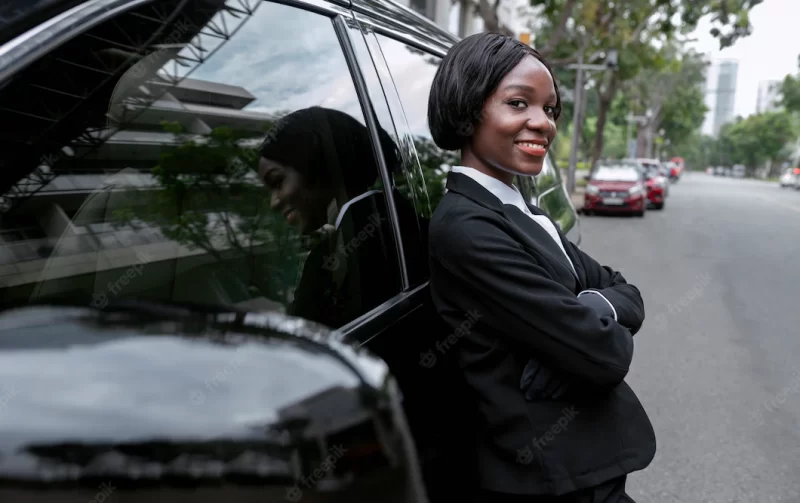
left=0, top=0, right=86, bottom=46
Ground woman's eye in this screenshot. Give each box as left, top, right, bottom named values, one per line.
left=544, top=106, right=557, bottom=116
left=508, top=100, right=527, bottom=108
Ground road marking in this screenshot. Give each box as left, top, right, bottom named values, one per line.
left=756, top=196, right=800, bottom=214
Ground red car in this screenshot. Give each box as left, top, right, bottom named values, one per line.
left=583, top=164, right=647, bottom=217
left=644, top=175, right=666, bottom=209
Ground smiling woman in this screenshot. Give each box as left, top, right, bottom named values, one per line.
left=426, top=32, right=655, bottom=502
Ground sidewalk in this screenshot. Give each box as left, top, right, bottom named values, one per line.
left=570, top=186, right=585, bottom=213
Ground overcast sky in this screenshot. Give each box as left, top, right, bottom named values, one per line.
left=689, top=0, right=799, bottom=120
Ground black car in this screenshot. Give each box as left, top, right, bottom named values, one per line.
left=0, top=0, right=580, bottom=501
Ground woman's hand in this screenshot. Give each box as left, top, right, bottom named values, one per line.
left=520, top=357, right=571, bottom=401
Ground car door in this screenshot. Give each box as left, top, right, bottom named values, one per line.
left=0, top=0, right=433, bottom=500
left=343, top=15, right=480, bottom=501
left=534, top=155, right=581, bottom=246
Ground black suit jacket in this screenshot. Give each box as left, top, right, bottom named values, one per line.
left=428, top=171, right=656, bottom=496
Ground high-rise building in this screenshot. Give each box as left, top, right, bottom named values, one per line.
left=711, top=59, right=738, bottom=136
left=701, top=59, right=740, bottom=137
left=756, top=79, right=782, bottom=113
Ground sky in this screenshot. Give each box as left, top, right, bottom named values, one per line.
left=689, top=0, right=799, bottom=124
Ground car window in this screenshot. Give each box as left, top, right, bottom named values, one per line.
left=372, top=34, right=457, bottom=211
left=0, top=0, right=403, bottom=329
left=534, top=154, right=560, bottom=194
left=591, top=167, right=641, bottom=182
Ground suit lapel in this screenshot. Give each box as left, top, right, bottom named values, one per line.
left=502, top=205, right=581, bottom=286
left=446, top=171, right=583, bottom=288
left=524, top=203, right=585, bottom=289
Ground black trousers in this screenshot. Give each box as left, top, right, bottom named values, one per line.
left=477, top=475, right=634, bottom=503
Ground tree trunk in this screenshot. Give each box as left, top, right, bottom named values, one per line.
left=635, top=125, right=648, bottom=157
left=476, top=0, right=504, bottom=34
left=645, top=126, right=655, bottom=158
left=590, top=91, right=610, bottom=169
left=590, top=76, right=619, bottom=170
left=538, top=0, right=578, bottom=57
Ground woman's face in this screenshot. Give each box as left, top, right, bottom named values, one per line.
left=258, top=158, right=332, bottom=234
left=464, top=55, right=558, bottom=184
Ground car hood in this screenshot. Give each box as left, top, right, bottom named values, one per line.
left=0, top=304, right=393, bottom=483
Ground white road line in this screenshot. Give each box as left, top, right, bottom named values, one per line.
left=756, top=195, right=800, bottom=214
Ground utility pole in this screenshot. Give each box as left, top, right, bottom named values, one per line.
left=566, top=34, right=587, bottom=195
left=565, top=35, right=618, bottom=193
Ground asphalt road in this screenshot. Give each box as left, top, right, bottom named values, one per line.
left=577, top=173, right=800, bottom=502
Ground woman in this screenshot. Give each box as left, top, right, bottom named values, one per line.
left=426, top=33, right=656, bottom=502
left=258, top=106, right=424, bottom=328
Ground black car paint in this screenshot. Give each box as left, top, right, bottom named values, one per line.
left=0, top=0, right=579, bottom=501
left=0, top=304, right=427, bottom=502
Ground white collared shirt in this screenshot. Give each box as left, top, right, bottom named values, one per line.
left=450, top=166, right=576, bottom=275
left=449, top=166, right=617, bottom=321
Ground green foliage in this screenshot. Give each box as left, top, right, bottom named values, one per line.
left=112, top=121, right=306, bottom=303
left=721, top=111, right=797, bottom=169
left=659, top=78, right=709, bottom=146
left=778, top=57, right=800, bottom=113
left=673, top=112, right=797, bottom=173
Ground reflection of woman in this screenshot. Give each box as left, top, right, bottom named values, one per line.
left=426, top=33, right=655, bottom=502
left=258, top=107, right=407, bottom=328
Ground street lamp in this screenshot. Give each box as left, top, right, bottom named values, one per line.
left=565, top=41, right=619, bottom=194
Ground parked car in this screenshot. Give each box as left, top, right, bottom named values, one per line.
left=620, top=158, right=668, bottom=207
left=0, top=0, right=581, bottom=501
left=669, top=157, right=685, bottom=181
left=583, top=162, right=647, bottom=217
left=780, top=167, right=800, bottom=188
left=663, top=161, right=680, bottom=182
left=642, top=167, right=668, bottom=210
left=731, top=164, right=746, bottom=178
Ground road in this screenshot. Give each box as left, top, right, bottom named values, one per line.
left=577, top=173, right=800, bottom=503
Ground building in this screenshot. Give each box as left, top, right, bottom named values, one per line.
left=700, top=59, right=739, bottom=137
left=712, top=59, right=739, bottom=136
left=756, top=79, right=781, bottom=113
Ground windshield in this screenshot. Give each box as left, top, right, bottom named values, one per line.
left=591, top=167, right=641, bottom=182
left=0, top=0, right=419, bottom=331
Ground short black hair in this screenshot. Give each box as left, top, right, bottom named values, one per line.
left=428, top=32, right=561, bottom=151
left=259, top=107, right=401, bottom=199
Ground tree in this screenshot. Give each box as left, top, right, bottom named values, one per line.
left=714, top=111, right=797, bottom=175
left=778, top=55, right=800, bottom=113
left=502, top=0, right=764, bottom=181
left=625, top=47, right=709, bottom=157
left=658, top=77, right=709, bottom=147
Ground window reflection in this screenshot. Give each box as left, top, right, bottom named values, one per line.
left=373, top=34, right=457, bottom=212
left=1, top=1, right=402, bottom=328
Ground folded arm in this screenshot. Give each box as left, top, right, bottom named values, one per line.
left=431, top=212, right=633, bottom=388
left=569, top=242, right=645, bottom=335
